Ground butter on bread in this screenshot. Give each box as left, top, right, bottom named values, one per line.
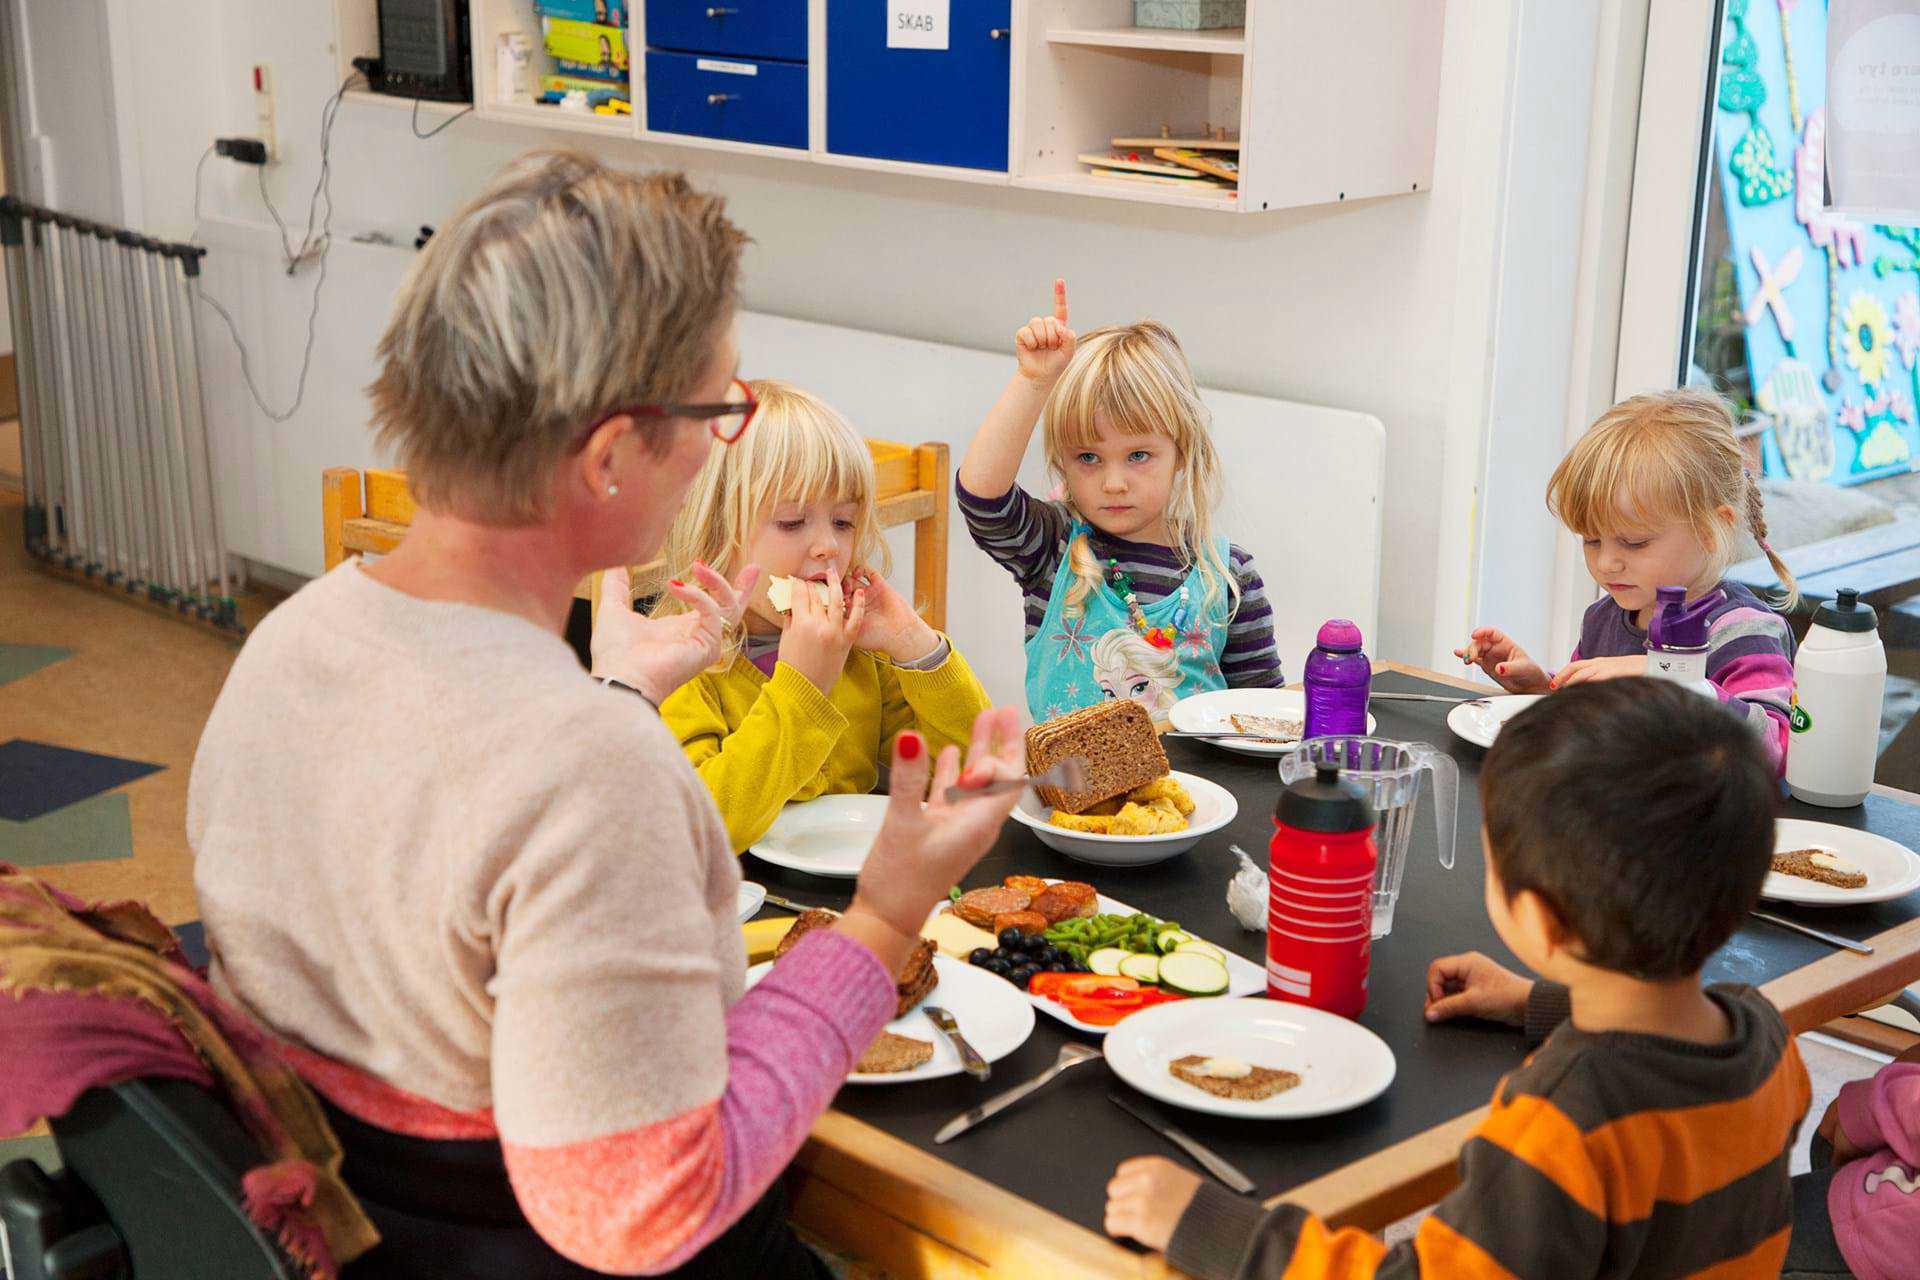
left=766, top=575, right=834, bottom=613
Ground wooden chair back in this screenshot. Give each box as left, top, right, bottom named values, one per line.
left=321, top=439, right=950, bottom=629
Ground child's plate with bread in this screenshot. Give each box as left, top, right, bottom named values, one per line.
left=1445, top=693, right=1544, bottom=749
left=1104, top=998, right=1397, bottom=1120
left=1010, top=771, right=1238, bottom=866
left=746, top=953, right=1035, bottom=1084
left=1168, top=689, right=1375, bottom=758
left=1762, top=818, right=1920, bottom=905
left=750, top=794, right=890, bottom=879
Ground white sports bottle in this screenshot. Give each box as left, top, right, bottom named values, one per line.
left=1786, top=588, right=1886, bottom=808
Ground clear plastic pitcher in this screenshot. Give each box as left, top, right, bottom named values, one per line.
left=1276, top=738, right=1457, bottom=938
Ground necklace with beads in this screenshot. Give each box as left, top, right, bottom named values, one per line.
left=1105, top=559, right=1183, bottom=650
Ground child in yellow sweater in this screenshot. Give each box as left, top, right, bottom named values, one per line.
left=653, top=379, right=993, bottom=853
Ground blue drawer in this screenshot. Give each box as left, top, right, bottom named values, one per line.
left=826, top=1, right=1010, bottom=171
left=645, top=50, right=806, bottom=148
left=647, top=1, right=806, bottom=62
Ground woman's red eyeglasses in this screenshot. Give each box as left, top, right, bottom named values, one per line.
left=586, top=377, right=759, bottom=447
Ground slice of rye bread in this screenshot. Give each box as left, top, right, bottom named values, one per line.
left=1168, top=1055, right=1302, bottom=1101
left=1770, top=848, right=1869, bottom=889
left=1026, top=700, right=1170, bottom=813
left=858, top=1031, right=934, bottom=1074
left=777, top=908, right=940, bottom=1014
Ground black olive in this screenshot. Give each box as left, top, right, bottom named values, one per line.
left=984, top=958, right=1012, bottom=978
left=1033, top=945, right=1060, bottom=966
left=1009, top=964, right=1038, bottom=989
left=969, top=948, right=993, bottom=966
left=998, top=928, right=1025, bottom=951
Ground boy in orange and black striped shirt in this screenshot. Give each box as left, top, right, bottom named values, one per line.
left=1107, top=680, right=1812, bottom=1278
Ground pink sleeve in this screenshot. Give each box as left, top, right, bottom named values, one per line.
left=1836, top=1062, right=1920, bottom=1165
left=502, top=930, right=894, bottom=1274
left=1708, top=651, right=1795, bottom=777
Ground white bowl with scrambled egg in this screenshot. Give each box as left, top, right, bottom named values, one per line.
left=1010, top=771, right=1238, bottom=867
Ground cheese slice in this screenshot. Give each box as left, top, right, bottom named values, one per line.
left=742, top=917, right=796, bottom=963
left=922, top=910, right=997, bottom=961
left=1198, top=1056, right=1253, bottom=1080
left=766, top=575, right=834, bottom=613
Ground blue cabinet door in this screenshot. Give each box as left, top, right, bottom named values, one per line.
left=646, top=1, right=807, bottom=63
left=826, top=2, right=1011, bottom=171
left=645, top=50, right=807, bottom=148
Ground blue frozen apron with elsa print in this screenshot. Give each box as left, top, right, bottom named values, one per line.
left=1025, top=523, right=1230, bottom=722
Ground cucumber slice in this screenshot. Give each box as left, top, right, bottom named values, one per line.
left=1088, top=947, right=1130, bottom=977
left=1159, top=952, right=1230, bottom=997
left=1173, top=940, right=1227, bottom=964
left=1154, top=927, right=1192, bottom=955
left=1118, top=954, right=1162, bottom=985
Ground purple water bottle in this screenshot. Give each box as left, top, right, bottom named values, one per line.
left=1304, top=619, right=1371, bottom=739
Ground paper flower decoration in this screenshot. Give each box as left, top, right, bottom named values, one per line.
left=1796, top=110, right=1870, bottom=267
left=1896, top=293, right=1920, bottom=371
left=1842, top=292, right=1895, bottom=386
left=1870, top=387, right=1914, bottom=425
left=1840, top=399, right=1867, bottom=433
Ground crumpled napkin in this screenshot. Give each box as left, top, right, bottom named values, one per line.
left=1227, top=844, right=1268, bottom=933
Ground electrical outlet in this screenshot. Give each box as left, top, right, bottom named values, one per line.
left=252, top=63, right=278, bottom=163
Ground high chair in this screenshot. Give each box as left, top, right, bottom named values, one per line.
left=321, top=439, right=950, bottom=630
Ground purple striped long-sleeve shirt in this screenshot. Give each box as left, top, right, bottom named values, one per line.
left=1569, top=580, right=1797, bottom=775
left=956, top=477, right=1284, bottom=688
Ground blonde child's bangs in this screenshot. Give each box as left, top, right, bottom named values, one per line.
left=1548, top=430, right=1701, bottom=541
left=1043, top=323, right=1205, bottom=458
left=738, top=380, right=875, bottom=517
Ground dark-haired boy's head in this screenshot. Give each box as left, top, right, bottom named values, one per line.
left=1480, top=679, right=1776, bottom=980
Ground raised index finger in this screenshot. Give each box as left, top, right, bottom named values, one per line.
left=1053, top=278, right=1069, bottom=326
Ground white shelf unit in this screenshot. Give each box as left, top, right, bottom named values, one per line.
left=329, top=0, right=1442, bottom=213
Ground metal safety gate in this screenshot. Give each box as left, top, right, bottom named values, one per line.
left=0, top=195, right=239, bottom=631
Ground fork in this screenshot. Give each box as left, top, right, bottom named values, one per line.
left=943, top=755, right=1087, bottom=803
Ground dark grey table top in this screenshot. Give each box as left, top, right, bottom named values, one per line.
left=746, top=669, right=1920, bottom=1238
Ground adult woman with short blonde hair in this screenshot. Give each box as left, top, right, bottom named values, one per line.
left=190, top=150, right=1023, bottom=1279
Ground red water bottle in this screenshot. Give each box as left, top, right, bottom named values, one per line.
left=1268, top=762, right=1378, bottom=1019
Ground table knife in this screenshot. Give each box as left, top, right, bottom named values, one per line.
left=934, top=1044, right=1100, bottom=1143
left=1748, top=910, right=1874, bottom=956
left=923, top=1005, right=990, bottom=1081
left=763, top=892, right=837, bottom=915
left=1108, top=1092, right=1256, bottom=1194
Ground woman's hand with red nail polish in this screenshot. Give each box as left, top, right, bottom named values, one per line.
left=844, top=707, right=1027, bottom=958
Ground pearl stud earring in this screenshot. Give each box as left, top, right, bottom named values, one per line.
left=607, top=483, right=620, bottom=497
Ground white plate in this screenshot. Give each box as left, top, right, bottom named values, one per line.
left=924, top=885, right=1265, bottom=1036
left=1762, top=818, right=1920, bottom=905
left=749, top=794, right=890, bottom=879
left=1168, top=688, right=1376, bottom=757
left=1104, top=997, right=1396, bottom=1119
left=1009, top=771, right=1238, bottom=867
left=737, top=882, right=768, bottom=922
left=1445, top=693, right=1543, bottom=749
left=745, top=953, right=1035, bottom=1084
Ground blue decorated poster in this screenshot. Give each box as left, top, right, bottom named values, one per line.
left=1715, top=0, right=1920, bottom=485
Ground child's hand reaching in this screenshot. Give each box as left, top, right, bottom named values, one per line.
left=1455, top=628, right=1550, bottom=693
left=1551, top=655, right=1646, bottom=688
left=1104, top=1156, right=1202, bottom=1253
left=1015, top=278, right=1076, bottom=386
left=846, top=566, right=941, bottom=665
left=777, top=567, right=865, bottom=696
left=1425, top=952, right=1534, bottom=1026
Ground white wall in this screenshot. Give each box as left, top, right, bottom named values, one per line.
left=51, top=0, right=1630, bottom=671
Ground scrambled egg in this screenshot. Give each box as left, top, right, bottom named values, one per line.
left=1050, top=777, right=1195, bottom=836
